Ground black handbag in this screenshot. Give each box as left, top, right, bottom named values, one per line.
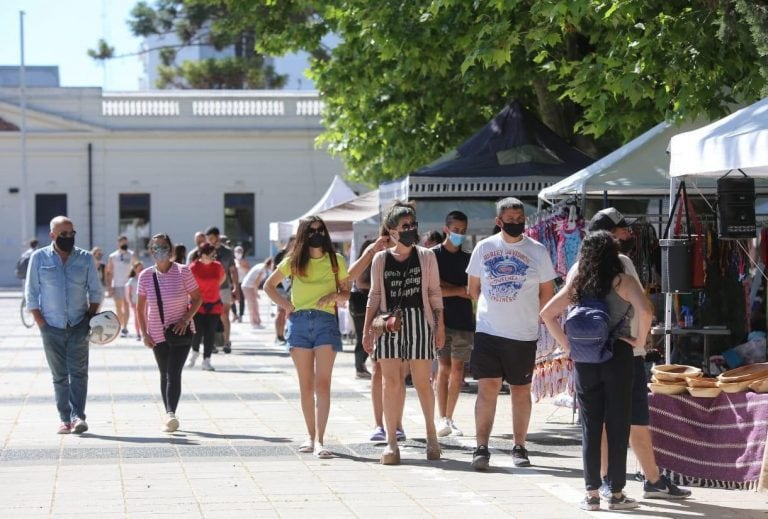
left=152, top=268, right=194, bottom=347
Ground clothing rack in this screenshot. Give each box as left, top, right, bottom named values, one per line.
left=527, top=196, right=579, bottom=226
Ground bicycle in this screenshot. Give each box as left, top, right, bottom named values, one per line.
left=20, top=297, right=34, bottom=328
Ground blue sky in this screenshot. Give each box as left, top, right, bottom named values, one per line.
left=0, top=0, right=144, bottom=91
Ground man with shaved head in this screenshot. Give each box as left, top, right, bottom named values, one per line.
left=25, top=216, right=102, bottom=434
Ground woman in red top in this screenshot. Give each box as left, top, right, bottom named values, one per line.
left=189, top=243, right=226, bottom=371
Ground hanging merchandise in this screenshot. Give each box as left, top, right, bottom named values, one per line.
left=626, top=220, right=660, bottom=288
left=673, top=184, right=707, bottom=289
left=660, top=182, right=702, bottom=293
left=525, top=200, right=584, bottom=278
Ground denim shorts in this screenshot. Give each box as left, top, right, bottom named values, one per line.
left=286, top=310, right=342, bottom=352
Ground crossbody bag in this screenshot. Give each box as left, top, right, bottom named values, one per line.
left=152, top=267, right=194, bottom=347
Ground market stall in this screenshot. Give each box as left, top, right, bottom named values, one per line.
left=656, top=96, right=768, bottom=490
left=649, top=392, right=768, bottom=490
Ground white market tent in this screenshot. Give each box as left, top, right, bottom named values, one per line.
left=314, top=189, right=380, bottom=243
left=269, top=175, right=357, bottom=241
left=538, top=120, right=706, bottom=204
left=669, top=96, right=768, bottom=178
left=665, top=96, right=768, bottom=363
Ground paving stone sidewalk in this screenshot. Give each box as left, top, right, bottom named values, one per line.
left=0, top=291, right=765, bottom=518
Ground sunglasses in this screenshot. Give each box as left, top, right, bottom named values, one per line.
left=307, top=227, right=326, bottom=236
left=150, top=244, right=170, bottom=252
left=399, top=222, right=418, bottom=232
left=57, top=231, right=76, bottom=238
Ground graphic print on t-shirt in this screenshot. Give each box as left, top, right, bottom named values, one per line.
left=483, top=247, right=531, bottom=302
left=384, top=250, right=422, bottom=309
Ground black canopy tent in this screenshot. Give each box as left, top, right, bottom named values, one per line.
left=379, top=101, right=594, bottom=233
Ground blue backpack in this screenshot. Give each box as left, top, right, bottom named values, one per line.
left=565, top=298, right=615, bottom=363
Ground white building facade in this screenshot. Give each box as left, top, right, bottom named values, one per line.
left=0, top=87, right=342, bottom=286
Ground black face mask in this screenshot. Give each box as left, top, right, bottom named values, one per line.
left=501, top=222, right=525, bottom=238
left=119, top=243, right=128, bottom=250
left=56, top=236, right=75, bottom=253
left=308, top=234, right=325, bottom=248
left=619, top=238, right=634, bottom=253
left=397, top=229, right=419, bottom=247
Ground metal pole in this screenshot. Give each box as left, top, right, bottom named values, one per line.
left=19, top=11, right=29, bottom=244
left=664, top=177, right=676, bottom=362
left=88, top=143, right=93, bottom=249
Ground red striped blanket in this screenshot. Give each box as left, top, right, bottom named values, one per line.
left=649, top=392, right=768, bottom=490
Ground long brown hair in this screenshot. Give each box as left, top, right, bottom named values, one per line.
left=571, top=231, right=625, bottom=303
left=290, top=216, right=337, bottom=278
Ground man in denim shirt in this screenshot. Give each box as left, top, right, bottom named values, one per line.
left=25, top=216, right=102, bottom=434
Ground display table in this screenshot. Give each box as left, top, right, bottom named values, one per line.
left=649, top=392, right=768, bottom=490
left=650, top=326, right=731, bottom=374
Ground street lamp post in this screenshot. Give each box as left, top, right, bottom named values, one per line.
left=19, top=11, right=29, bottom=246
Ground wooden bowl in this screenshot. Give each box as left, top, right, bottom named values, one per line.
left=717, top=380, right=753, bottom=393
left=687, top=386, right=722, bottom=398
left=651, top=376, right=687, bottom=386
left=686, top=376, right=719, bottom=388
left=652, top=364, right=702, bottom=382
left=718, top=363, right=768, bottom=383
left=648, top=382, right=688, bottom=395
left=748, top=377, right=768, bottom=393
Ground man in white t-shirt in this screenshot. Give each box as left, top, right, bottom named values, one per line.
left=105, top=235, right=137, bottom=337
left=575, top=208, right=690, bottom=500
left=466, top=197, right=557, bottom=471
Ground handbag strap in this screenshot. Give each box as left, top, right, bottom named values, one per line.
left=329, top=251, right=341, bottom=292
left=328, top=252, right=341, bottom=316
left=152, top=267, right=166, bottom=326
left=664, top=181, right=692, bottom=239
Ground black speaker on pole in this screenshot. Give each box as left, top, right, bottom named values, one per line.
left=717, top=171, right=756, bottom=240
left=660, top=239, right=692, bottom=293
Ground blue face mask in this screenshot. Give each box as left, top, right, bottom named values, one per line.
left=151, top=246, right=171, bottom=263
left=448, top=232, right=466, bottom=247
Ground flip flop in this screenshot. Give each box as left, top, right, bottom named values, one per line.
left=298, top=439, right=314, bottom=453
left=314, top=444, right=333, bottom=459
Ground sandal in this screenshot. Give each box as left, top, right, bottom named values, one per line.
left=298, top=439, right=314, bottom=453
left=314, top=444, right=333, bottom=459
left=426, top=440, right=441, bottom=461
left=380, top=447, right=400, bottom=465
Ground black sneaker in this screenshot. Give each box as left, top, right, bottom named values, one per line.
left=223, top=342, right=232, bottom=354
left=471, top=445, right=490, bottom=471
left=511, top=444, right=531, bottom=467
left=643, top=475, right=691, bottom=499
left=606, top=492, right=639, bottom=510
left=579, top=495, right=600, bottom=511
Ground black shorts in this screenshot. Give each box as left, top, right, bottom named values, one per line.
left=631, top=355, right=650, bottom=426
left=470, top=332, right=537, bottom=386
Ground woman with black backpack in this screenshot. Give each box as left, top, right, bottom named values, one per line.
left=540, top=230, right=651, bottom=511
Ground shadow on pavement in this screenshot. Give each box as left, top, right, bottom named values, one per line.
left=187, top=431, right=292, bottom=443
left=84, top=433, right=199, bottom=445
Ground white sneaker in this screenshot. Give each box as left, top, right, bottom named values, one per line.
left=436, top=417, right=451, bottom=437
left=448, top=419, right=463, bottom=437
left=188, top=350, right=199, bottom=368
left=201, top=359, right=215, bottom=371
left=163, top=412, right=179, bottom=433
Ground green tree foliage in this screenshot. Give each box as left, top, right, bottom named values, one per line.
left=220, top=0, right=765, bottom=184
left=107, top=1, right=768, bottom=184
left=90, top=0, right=286, bottom=89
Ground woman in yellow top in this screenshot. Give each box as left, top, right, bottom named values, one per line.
left=264, top=216, right=350, bottom=459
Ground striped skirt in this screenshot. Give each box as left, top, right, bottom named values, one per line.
left=375, top=306, right=434, bottom=361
